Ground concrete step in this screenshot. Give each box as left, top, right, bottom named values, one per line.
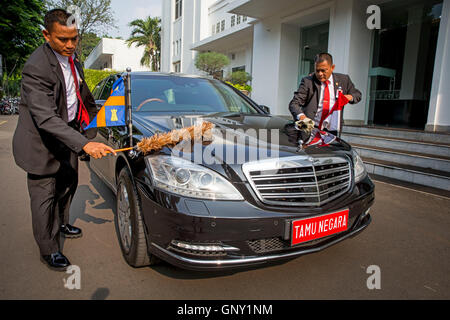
left=343, top=125, right=450, bottom=144
left=362, top=157, right=450, bottom=191
left=352, top=144, right=450, bottom=172
left=341, top=133, right=450, bottom=158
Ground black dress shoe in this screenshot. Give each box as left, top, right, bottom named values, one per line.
left=40, top=252, right=71, bottom=272
left=60, top=224, right=83, bottom=238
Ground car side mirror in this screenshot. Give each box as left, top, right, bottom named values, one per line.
left=95, top=103, right=104, bottom=111
left=259, top=105, right=271, bottom=114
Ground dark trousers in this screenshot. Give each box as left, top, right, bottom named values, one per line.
left=26, top=151, right=78, bottom=256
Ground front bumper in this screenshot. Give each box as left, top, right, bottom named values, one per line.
left=137, top=175, right=375, bottom=271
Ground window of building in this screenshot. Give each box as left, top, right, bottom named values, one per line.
left=216, top=22, right=220, bottom=33
left=367, top=0, right=443, bottom=129
left=221, top=20, right=225, bottom=32
left=173, top=62, right=181, bottom=73
left=232, top=66, right=245, bottom=73
left=175, top=0, right=182, bottom=20
left=212, top=25, right=215, bottom=35
left=298, top=22, right=329, bottom=86
left=243, top=16, right=247, bottom=22
left=231, top=15, right=235, bottom=27
left=237, top=15, right=241, bottom=24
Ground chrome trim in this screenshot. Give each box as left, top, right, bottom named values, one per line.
left=257, top=182, right=317, bottom=189
left=170, top=240, right=240, bottom=252
left=251, top=172, right=314, bottom=180
left=262, top=192, right=319, bottom=198
left=150, top=214, right=371, bottom=268
left=242, top=156, right=352, bottom=207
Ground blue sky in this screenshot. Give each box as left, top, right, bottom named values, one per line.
left=109, top=0, right=162, bottom=39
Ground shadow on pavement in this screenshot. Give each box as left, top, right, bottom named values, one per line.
left=70, top=163, right=116, bottom=226
left=91, top=287, right=110, bottom=300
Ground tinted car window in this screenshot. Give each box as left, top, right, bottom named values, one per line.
left=99, top=76, right=116, bottom=100
left=92, top=79, right=106, bottom=100
left=131, top=76, right=259, bottom=114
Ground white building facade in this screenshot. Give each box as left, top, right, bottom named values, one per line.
left=84, top=38, right=151, bottom=72
left=161, top=0, right=450, bottom=132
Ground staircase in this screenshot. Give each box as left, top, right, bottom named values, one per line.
left=341, top=126, right=450, bottom=192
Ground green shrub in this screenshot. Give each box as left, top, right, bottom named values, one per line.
left=225, top=81, right=252, bottom=92
left=83, top=69, right=119, bottom=91
left=195, top=52, right=230, bottom=78
left=226, top=71, right=252, bottom=85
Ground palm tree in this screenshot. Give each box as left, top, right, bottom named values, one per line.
left=126, top=16, right=161, bottom=71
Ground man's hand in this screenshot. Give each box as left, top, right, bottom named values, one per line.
left=295, top=116, right=315, bottom=133
left=83, top=142, right=116, bottom=159
left=344, top=95, right=353, bottom=102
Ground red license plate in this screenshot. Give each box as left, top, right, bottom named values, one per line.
left=291, top=209, right=349, bottom=245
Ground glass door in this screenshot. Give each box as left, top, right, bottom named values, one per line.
left=298, top=22, right=329, bottom=87
left=367, top=0, right=442, bottom=129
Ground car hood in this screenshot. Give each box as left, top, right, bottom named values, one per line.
left=132, top=112, right=353, bottom=181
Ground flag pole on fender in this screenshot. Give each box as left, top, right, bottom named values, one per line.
left=124, top=67, right=136, bottom=158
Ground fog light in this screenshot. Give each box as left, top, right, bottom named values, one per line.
left=170, top=240, right=239, bottom=252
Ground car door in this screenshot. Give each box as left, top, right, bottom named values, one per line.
left=90, top=76, right=116, bottom=187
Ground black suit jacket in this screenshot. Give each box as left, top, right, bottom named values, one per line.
left=288, top=72, right=362, bottom=131
left=13, top=42, right=98, bottom=175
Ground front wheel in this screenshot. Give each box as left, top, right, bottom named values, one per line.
left=115, top=166, right=159, bottom=267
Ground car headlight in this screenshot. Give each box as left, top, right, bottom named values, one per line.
left=352, top=150, right=367, bottom=183
left=145, top=155, right=244, bottom=200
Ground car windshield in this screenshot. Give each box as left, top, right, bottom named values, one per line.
left=131, top=75, right=259, bottom=114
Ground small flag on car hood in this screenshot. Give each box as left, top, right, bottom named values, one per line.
left=84, top=77, right=126, bottom=130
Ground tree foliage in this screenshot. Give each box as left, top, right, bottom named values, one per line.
left=79, top=32, right=101, bottom=63
left=195, top=52, right=230, bottom=78
left=0, top=0, right=46, bottom=81
left=83, top=68, right=118, bottom=91
left=46, top=0, right=116, bottom=59
left=226, top=71, right=252, bottom=85
left=126, top=16, right=161, bottom=71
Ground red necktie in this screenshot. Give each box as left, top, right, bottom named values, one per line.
left=319, top=80, right=330, bottom=128
left=68, top=56, right=90, bottom=128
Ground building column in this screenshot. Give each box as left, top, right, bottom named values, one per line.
left=181, top=0, right=196, bottom=74
left=251, top=18, right=300, bottom=116
left=251, top=18, right=282, bottom=113
left=328, top=0, right=372, bottom=126
left=426, top=0, right=450, bottom=132
left=161, top=0, right=172, bottom=73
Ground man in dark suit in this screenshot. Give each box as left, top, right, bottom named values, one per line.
left=289, top=53, right=362, bottom=137
left=12, top=9, right=116, bottom=271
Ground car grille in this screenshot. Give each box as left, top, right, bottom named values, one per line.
left=247, top=236, right=338, bottom=254
left=247, top=237, right=290, bottom=254
left=243, top=156, right=351, bottom=207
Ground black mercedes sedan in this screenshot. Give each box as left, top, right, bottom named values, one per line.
left=88, top=72, right=374, bottom=270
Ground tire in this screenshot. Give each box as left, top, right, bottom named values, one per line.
left=115, top=166, right=159, bottom=267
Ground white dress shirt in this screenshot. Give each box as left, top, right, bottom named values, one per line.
left=51, top=48, right=81, bottom=122
left=315, top=74, right=335, bottom=123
